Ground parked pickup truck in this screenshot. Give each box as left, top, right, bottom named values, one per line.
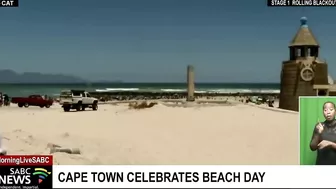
left=11, top=95, right=53, bottom=108
left=59, top=90, right=98, bottom=112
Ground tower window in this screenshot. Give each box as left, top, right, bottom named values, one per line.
left=318, top=90, right=327, bottom=96
left=307, top=48, right=311, bottom=56
left=296, top=49, right=301, bottom=57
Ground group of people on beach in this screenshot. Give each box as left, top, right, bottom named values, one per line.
left=237, top=96, right=275, bottom=107
left=0, top=93, right=10, bottom=106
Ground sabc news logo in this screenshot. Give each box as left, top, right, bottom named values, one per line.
left=0, top=167, right=51, bottom=185
left=33, top=168, right=51, bottom=184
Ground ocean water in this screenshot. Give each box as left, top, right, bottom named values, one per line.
left=0, top=83, right=280, bottom=97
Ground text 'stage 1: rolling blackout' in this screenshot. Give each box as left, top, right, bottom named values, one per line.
left=269, top=0, right=336, bottom=6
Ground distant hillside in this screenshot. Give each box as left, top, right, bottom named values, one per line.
left=0, top=70, right=87, bottom=83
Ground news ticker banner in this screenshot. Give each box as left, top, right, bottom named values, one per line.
left=51, top=165, right=335, bottom=188
left=0, top=155, right=335, bottom=188
left=267, top=0, right=336, bottom=6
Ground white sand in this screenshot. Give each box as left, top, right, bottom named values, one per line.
left=0, top=102, right=298, bottom=165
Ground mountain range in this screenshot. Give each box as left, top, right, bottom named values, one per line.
left=0, top=69, right=87, bottom=83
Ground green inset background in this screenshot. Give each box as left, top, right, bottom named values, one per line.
left=299, top=97, right=336, bottom=165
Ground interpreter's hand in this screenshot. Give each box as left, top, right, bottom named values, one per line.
left=318, top=140, right=333, bottom=150
left=316, top=122, right=324, bottom=134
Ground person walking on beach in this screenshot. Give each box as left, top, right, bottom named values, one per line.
left=310, top=101, right=336, bottom=165
left=3, top=94, right=9, bottom=106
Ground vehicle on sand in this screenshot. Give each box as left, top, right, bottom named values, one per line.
left=59, top=90, right=98, bottom=112
left=11, top=95, right=53, bottom=108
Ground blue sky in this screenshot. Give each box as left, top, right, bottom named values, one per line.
left=0, top=0, right=335, bottom=82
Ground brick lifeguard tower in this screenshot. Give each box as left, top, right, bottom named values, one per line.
left=279, top=17, right=329, bottom=111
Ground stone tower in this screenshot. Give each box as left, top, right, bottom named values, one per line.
left=279, top=17, right=328, bottom=111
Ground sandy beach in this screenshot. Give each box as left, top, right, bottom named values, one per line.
left=0, top=100, right=299, bottom=165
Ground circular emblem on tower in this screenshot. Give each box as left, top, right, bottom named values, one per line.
left=300, top=67, right=314, bottom=81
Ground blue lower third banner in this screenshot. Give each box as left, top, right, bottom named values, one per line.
left=0, top=166, right=53, bottom=189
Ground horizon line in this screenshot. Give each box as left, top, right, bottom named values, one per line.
left=0, top=82, right=280, bottom=85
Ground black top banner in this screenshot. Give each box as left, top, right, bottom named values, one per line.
left=0, top=0, right=19, bottom=7
left=267, top=0, right=336, bottom=6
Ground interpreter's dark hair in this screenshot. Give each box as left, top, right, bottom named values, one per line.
left=323, top=101, right=336, bottom=110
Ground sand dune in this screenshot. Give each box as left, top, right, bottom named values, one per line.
left=0, top=102, right=298, bottom=165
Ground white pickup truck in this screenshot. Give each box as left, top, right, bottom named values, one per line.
left=59, top=90, right=98, bottom=112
